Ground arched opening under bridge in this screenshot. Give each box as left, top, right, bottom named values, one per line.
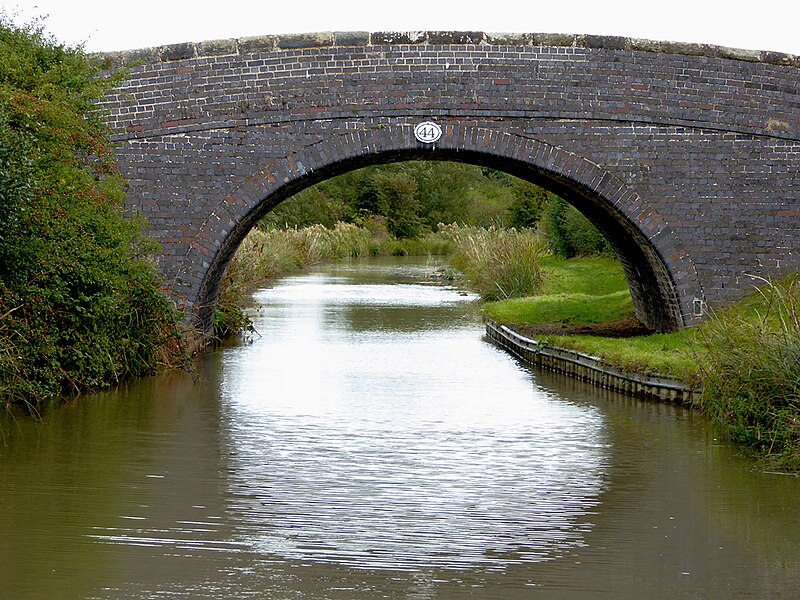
left=184, top=128, right=702, bottom=336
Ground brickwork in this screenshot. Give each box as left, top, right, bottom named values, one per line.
left=97, top=31, right=800, bottom=335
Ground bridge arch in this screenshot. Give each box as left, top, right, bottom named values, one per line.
left=102, top=32, right=800, bottom=337
left=182, top=125, right=702, bottom=335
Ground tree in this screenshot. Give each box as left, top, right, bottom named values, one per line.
left=507, top=182, right=548, bottom=229
left=373, top=170, right=422, bottom=239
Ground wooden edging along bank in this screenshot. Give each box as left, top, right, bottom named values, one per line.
left=485, top=320, right=698, bottom=404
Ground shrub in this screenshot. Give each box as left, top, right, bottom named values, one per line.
left=0, top=16, right=182, bottom=408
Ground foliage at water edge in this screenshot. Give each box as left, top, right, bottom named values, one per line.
left=695, top=275, right=800, bottom=471
left=0, top=16, right=183, bottom=410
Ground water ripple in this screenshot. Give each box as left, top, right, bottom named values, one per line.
left=221, top=264, right=610, bottom=571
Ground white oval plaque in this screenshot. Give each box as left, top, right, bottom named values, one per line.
left=414, top=121, right=443, bottom=144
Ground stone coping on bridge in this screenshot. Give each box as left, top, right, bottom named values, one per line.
left=485, top=320, right=699, bottom=404
left=98, top=31, right=799, bottom=69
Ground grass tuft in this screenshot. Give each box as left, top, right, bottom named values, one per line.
left=441, top=224, right=544, bottom=300
left=694, top=275, right=800, bottom=471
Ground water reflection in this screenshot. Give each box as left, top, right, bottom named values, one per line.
left=1, top=257, right=800, bottom=599
left=222, top=259, right=609, bottom=571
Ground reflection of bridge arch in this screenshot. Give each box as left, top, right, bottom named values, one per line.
left=100, top=32, right=800, bottom=337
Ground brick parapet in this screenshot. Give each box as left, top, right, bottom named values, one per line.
left=96, top=31, right=799, bottom=69
left=97, top=37, right=800, bottom=148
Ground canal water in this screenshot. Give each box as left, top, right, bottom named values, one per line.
left=2, top=257, right=800, bottom=599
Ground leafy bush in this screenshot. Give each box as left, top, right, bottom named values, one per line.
left=0, top=16, right=182, bottom=408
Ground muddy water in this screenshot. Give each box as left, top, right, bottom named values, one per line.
left=2, top=257, right=799, bottom=599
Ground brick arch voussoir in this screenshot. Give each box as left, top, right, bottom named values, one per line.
left=186, top=126, right=704, bottom=335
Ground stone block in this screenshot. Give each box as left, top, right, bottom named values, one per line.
left=583, top=35, right=629, bottom=51
left=334, top=31, right=369, bottom=46
left=533, top=33, right=578, bottom=47
left=160, top=42, right=196, bottom=62
left=197, top=38, right=238, bottom=57
left=276, top=32, right=334, bottom=49
left=371, top=31, right=426, bottom=45
left=426, top=31, right=484, bottom=45
left=485, top=32, right=534, bottom=46
left=711, top=45, right=762, bottom=62
left=114, top=47, right=160, bottom=67
left=239, top=35, right=277, bottom=54
left=629, top=38, right=708, bottom=57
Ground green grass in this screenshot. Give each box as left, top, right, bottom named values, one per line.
left=545, top=330, right=703, bottom=383
left=484, top=255, right=703, bottom=381
left=486, top=291, right=635, bottom=327
left=484, top=255, right=635, bottom=327
left=538, top=255, right=630, bottom=296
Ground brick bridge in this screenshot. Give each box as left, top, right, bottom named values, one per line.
left=98, top=31, right=800, bottom=335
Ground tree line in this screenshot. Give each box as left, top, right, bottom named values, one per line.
left=261, top=161, right=612, bottom=259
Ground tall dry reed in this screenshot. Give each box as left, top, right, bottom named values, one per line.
left=441, top=224, right=545, bottom=300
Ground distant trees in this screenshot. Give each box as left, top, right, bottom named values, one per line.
left=261, top=161, right=613, bottom=258
left=262, top=162, right=541, bottom=235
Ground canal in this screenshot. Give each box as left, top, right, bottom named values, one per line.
left=2, top=257, right=799, bottom=598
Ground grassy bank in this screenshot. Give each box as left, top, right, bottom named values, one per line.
left=483, top=255, right=704, bottom=382
left=695, top=275, right=800, bottom=471
left=486, top=259, right=800, bottom=472
left=484, top=255, right=634, bottom=327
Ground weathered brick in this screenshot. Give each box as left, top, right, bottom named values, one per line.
left=97, top=31, right=800, bottom=334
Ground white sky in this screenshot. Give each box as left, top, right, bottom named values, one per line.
left=2, top=0, right=798, bottom=56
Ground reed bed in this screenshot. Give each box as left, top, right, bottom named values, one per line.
left=441, top=224, right=545, bottom=300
